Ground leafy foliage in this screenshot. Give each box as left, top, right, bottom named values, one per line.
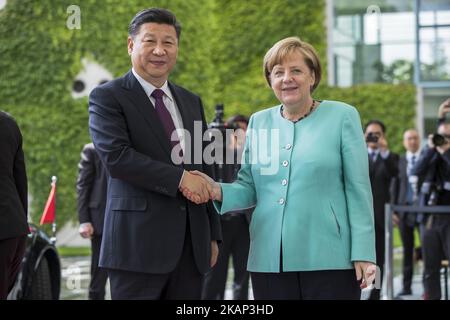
left=0, top=0, right=415, bottom=229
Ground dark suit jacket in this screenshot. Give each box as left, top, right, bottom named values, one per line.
left=394, top=154, right=424, bottom=205
left=0, top=111, right=28, bottom=240
left=76, top=143, right=107, bottom=236
left=412, top=147, right=450, bottom=206
left=369, top=151, right=399, bottom=230
left=88, top=70, right=222, bottom=275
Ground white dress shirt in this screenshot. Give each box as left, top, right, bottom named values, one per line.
left=132, top=68, right=186, bottom=186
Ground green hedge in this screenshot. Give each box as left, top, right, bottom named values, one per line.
left=0, top=0, right=415, bottom=228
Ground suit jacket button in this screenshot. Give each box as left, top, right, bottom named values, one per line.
left=282, top=160, right=289, bottom=167
left=279, top=198, right=285, bottom=205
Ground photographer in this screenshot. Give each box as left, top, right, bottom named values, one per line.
left=411, top=98, right=450, bottom=300
left=365, top=119, right=399, bottom=300
left=202, top=114, right=252, bottom=300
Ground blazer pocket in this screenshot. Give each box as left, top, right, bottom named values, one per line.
left=329, top=202, right=341, bottom=237
left=110, top=197, right=147, bottom=212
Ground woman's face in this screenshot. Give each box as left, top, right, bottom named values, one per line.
left=270, top=51, right=315, bottom=109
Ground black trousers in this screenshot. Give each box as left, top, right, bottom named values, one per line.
left=420, top=216, right=450, bottom=300
left=398, top=216, right=420, bottom=292
left=369, top=225, right=385, bottom=300
left=89, top=235, right=108, bottom=300
left=251, top=269, right=360, bottom=300
left=202, top=215, right=250, bottom=300
left=0, top=235, right=26, bottom=299
left=107, top=224, right=203, bottom=300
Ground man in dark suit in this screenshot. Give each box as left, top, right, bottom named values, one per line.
left=393, top=129, right=422, bottom=296
left=365, top=119, right=399, bottom=300
left=88, top=8, right=221, bottom=299
left=76, top=142, right=108, bottom=300
left=202, top=115, right=252, bottom=300
left=0, top=111, right=28, bottom=299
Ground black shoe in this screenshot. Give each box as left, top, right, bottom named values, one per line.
left=396, top=289, right=412, bottom=296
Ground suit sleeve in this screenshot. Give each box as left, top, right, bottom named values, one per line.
left=12, top=120, right=28, bottom=218
left=214, top=116, right=257, bottom=214
left=199, top=98, right=222, bottom=242
left=341, top=108, right=376, bottom=263
left=76, top=145, right=95, bottom=224
left=89, top=85, right=184, bottom=197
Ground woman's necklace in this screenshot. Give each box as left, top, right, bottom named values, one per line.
left=281, top=99, right=317, bottom=123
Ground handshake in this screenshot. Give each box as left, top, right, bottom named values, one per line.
left=179, top=170, right=222, bottom=204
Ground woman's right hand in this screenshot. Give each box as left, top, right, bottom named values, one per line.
left=190, top=170, right=222, bottom=201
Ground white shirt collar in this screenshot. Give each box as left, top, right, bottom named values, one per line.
left=368, top=147, right=379, bottom=155
left=131, top=68, right=174, bottom=102
left=406, top=150, right=420, bottom=160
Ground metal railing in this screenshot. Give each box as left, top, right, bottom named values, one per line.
left=384, top=203, right=450, bottom=299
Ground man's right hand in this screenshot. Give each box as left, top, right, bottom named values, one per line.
left=79, top=222, right=94, bottom=239
left=179, top=171, right=212, bottom=204
left=438, top=98, right=450, bottom=118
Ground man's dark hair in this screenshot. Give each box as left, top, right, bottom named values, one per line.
left=128, top=8, right=181, bottom=40
left=365, top=119, right=386, bottom=134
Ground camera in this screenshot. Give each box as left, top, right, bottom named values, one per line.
left=208, top=104, right=227, bottom=182
left=366, top=132, right=379, bottom=143
left=431, top=133, right=447, bottom=147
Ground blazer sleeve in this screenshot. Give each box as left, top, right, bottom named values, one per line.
left=12, top=120, right=28, bottom=217
left=214, top=116, right=257, bottom=214
left=89, top=85, right=184, bottom=197
left=341, top=108, right=376, bottom=263
left=76, top=145, right=95, bottom=224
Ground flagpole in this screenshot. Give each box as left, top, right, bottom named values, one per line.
left=50, top=176, right=57, bottom=245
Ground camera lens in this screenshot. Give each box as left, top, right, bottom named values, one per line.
left=432, top=133, right=446, bottom=147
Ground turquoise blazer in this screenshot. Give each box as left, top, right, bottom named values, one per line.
left=214, top=100, right=376, bottom=272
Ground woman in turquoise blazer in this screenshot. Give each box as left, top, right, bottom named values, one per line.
left=183, top=37, right=377, bottom=299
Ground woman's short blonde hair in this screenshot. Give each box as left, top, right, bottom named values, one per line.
left=263, top=37, right=322, bottom=92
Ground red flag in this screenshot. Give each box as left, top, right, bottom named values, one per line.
left=40, top=178, right=56, bottom=225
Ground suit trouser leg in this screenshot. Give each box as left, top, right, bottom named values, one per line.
left=107, top=221, right=203, bottom=300
left=202, top=219, right=232, bottom=300
left=0, top=236, right=26, bottom=299
left=421, top=221, right=443, bottom=300
left=230, top=217, right=250, bottom=300
left=399, top=218, right=415, bottom=291
left=89, top=235, right=108, bottom=300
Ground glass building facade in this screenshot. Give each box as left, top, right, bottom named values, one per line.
left=327, top=0, right=450, bottom=136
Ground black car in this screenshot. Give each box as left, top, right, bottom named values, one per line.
left=7, top=223, right=61, bottom=300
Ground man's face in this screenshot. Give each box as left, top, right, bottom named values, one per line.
left=403, top=130, right=420, bottom=153
left=128, top=23, right=178, bottom=87
left=365, top=123, right=384, bottom=149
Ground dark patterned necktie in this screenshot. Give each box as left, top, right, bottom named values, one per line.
left=151, top=89, right=181, bottom=151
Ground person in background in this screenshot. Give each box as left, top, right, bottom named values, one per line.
left=393, top=129, right=423, bottom=297
left=202, top=115, right=252, bottom=300
left=364, top=119, right=399, bottom=300
left=76, top=142, right=108, bottom=300
left=411, top=98, right=450, bottom=300
left=0, top=111, right=28, bottom=299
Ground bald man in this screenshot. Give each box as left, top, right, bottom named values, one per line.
left=393, top=129, right=422, bottom=296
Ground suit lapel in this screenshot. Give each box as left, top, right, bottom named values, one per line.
left=168, top=82, right=196, bottom=169
left=121, top=71, right=172, bottom=158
